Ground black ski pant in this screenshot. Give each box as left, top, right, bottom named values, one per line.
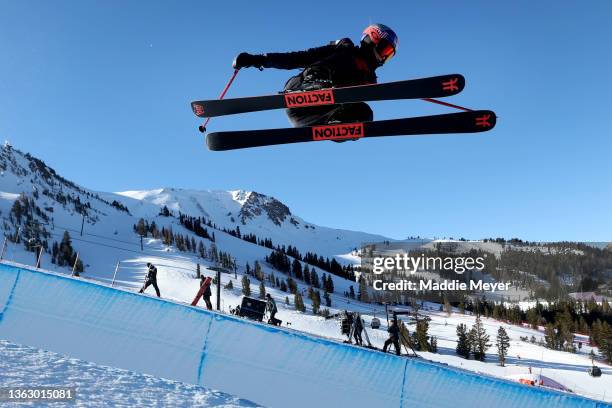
left=283, top=74, right=373, bottom=128
left=383, top=337, right=401, bottom=355
left=268, top=311, right=281, bottom=326
left=139, top=279, right=161, bottom=297
left=354, top=329, right=363, bottom=346
left=203, top=295, right=213, bottom=310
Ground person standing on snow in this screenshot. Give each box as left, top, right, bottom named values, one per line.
left=353, top=313, right=364, bottom=346
left=383, top=318, right=401, bottom=355
left=139, top=262, right=161, bottom=297
left=266, top=293, right=280, bottom=325
left=232, top=24, right=398, bottom=129
left=201, top=275, right=213, bottom=310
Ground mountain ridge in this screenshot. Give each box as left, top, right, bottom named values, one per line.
left=0, top=143, right=391, bottom=259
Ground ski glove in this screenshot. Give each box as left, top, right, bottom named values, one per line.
left=232, top=52, right=266, bottom=70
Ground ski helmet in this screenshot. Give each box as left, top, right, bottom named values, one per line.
left=360, top=24, right=398, bottom=65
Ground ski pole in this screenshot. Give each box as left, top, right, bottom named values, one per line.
left=421, top=98, right=472, bottom=112
left=199, top=69, right=240, bottom=133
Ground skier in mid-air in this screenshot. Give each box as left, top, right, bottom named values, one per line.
left=139, top=262, right=161, bottom=297
left=193, top=23, right=496, bottom=151
left=232, top=24, right=398, bottom=128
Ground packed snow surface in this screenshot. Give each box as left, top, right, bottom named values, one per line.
left=0, top=340, right=260, bottom=407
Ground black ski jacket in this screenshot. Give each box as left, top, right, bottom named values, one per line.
left=354, top=315, right=363, bottom=331
left=203, top=284, right=212, bottom=298
left=267, top=298, right=278, bottom=314
left=260, top=38, right=378, bottom=91
left=388, top=323, right=399, bottom=339
left=146, top=265, right=157, bottom=281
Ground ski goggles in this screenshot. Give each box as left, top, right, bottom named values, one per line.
left=374, top=38, right=396, bottom=64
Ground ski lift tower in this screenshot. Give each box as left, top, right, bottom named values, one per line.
left=208, top=265, right=230, bottom=311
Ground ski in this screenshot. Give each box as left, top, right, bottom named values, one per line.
left=206, top=110, right=496, bottom=151
left=191, top=74, right=465, bottom=118
left=191, top=276, right=212, bottom=306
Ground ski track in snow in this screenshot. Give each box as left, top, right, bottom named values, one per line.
left=0, top=340, right=262, bottom=408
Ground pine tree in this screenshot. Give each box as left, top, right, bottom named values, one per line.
left=456, top=323, right=471, bottom=359
left=259, top=280, right=266, bottom=299
left=496, top=326, right=510, bottom=366
left=471, top=316, right=491, bottom=361
left=254, top=261, right=263, bottom=281
left=287, top=277, right=297, bottom=294
left=323, top=290, right=332, bottom=307
left=224, top=280, right=233, bottom=290
left=600, top=322, right=612, bottom=364
left=311, top=289, right=321, bottom=315
left=349, top=285, right=355, bottom=299
left=292, top=259, right=303, bottom=281
left=11, top=199, right=24, bottom=224
left=135, top=218, right=147, bottom=237
left=241, top=275, right=251, bottom=296
left=326, top=274, right=334, bottom=293
left=304, top=267, right=311, bottom=285
left=51, top=242, right=58, bottom=264
left=294, top=292, right=305, bottom=312
left=415, top=319, right=430, bottom=351
left=526, top=308, right=539, bottom=329
left=160, top=205, right=170, bottom=216
left=58, top=231, right=75, bottom=267
left=311, top=268, right=320, bottom=288
left=358, top=276, right=369, bottom=303
left=544, top=323, right=557, bottom=349
left=198, top=241, right=206, bottom=258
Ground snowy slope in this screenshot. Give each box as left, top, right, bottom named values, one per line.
left=0, top=340, right=260, bottom=407
left=0, top=143, right=382, bottom=299
left=1, top=144, right=611, bottom=404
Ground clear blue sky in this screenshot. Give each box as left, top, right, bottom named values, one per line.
left=1, top=1, right=610, bottom=241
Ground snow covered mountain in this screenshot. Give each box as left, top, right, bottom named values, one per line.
left=0, top=142, right=387, bottom=262
left=114, top=187, right=388, bottom=258
left=0, top=142, right=383, bottom=303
